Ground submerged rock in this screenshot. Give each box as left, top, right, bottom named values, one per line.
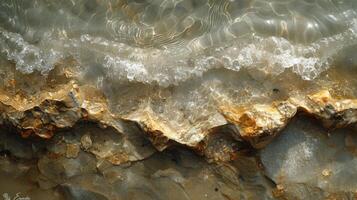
left=0, top=0, right=357, bottom=199
left=261, top=116, right=357, bottom=199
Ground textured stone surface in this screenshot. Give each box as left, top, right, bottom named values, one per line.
left=0, top=129, right=273, bottom=200
left=0, top=0, right=357, bottom=199
left=261, top=116, right=357, bottom=199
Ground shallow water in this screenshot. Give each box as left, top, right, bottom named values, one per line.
left=1, top=0, right=357, bottom=85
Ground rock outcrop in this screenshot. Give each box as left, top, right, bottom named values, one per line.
left=1, top=0, right=357, bottom=199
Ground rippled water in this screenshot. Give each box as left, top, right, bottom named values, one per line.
left=1, top=0, right=357, bottom=86
left=1, top=2, right=357, bottom=199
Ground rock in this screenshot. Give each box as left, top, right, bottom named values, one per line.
left=0, top=0, right=357, bottom=199
left=65, top=143, right=80, bottom=159
left=80, top=134, right=92, bottom=151
left=260, top=116, right=357, bottom=198
left=59, top=183, right=109, bottom=200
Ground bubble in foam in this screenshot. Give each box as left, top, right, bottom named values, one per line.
left=0, top=0, right=356, bottom=85
left=0, top=28, right=62, bottom=74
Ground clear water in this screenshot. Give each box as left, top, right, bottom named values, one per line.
left=1, top=0, right=357, bottom=86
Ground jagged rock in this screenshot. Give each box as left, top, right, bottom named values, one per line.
left=0, top=0, right=357, bottom=199
left=1, top=78, right=357, bottom=155
left=0, top=142, right=274, bottom=200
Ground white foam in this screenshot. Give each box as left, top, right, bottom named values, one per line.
left=0, top=3, right=356, bottom=85
left=0, top=28, right=62, bottom=74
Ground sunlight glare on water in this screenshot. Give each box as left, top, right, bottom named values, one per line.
left=0, top=0, right=357, bottom=86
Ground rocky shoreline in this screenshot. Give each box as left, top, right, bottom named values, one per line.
left=0, top=77, right=357, bottom=199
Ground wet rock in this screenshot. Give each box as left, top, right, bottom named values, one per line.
left=59, top=183, right=109, bottom=200
left=80, top=134, right=92, bottom=151
left=0, top=130, right=34, bottom=159
left=37, top=151, right=97, bottom=187
left=0, top=1, right=357, bottom=199
left=261, top=116, right=357, bottom=198
left=1, top=78, right=357, bottom=156
left=220, top=101, right=297, bottom=148
left=65, top=144, right=80, bottom=159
